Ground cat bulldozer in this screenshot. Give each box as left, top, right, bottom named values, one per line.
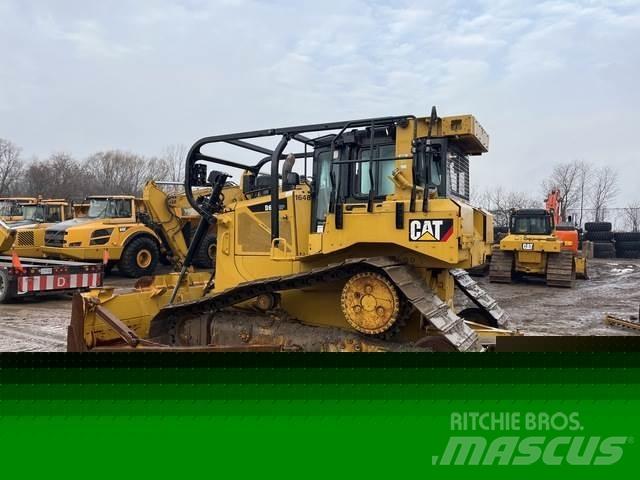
left=68, top=108, right=514, bottom=353
left=490, top=190, right=587, bottom=287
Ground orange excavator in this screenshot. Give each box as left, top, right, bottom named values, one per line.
left=545, top=189, right=581, bottom=255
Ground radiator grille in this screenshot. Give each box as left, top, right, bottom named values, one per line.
left=447, top=152, right=470, bottom=200
left=16, top=230, right=35, bottom=247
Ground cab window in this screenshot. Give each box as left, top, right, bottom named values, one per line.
left=511, top=216, right=551, bottom=235
left=355, top=145, right=395, bottom=197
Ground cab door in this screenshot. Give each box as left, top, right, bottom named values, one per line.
left=233, top=192, right=296, bottom=281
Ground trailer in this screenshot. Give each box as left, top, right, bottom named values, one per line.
left=0, top=255, right=103, bottom=303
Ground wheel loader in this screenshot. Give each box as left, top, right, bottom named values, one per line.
left=67, top=108, right=514, bottom=353
left=490, top=190, right=588, bottom=288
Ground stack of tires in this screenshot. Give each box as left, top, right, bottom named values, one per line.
left=584, top=222, right=616, bottom=258
left=614, top=232, right=640, bottom=259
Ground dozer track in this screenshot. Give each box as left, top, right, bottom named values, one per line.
left=604, top=315, right=640, bottom=332
left=546, top=251, right=575, bottom=288
left=489, top=250, right=513, bottom=284
left=149, top=257, right=484, bottom=352
left=451, top=268, right=511, bottom=329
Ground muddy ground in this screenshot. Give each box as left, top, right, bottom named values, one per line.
left=0, top=259, right=639, bottom=351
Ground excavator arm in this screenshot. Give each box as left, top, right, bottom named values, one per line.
left=545, top=189, right=562, bottom=225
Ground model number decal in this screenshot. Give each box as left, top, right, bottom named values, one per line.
left=522, top=243, right=534, bottom=250
left=248, top=199, right=288, bottom=213
left=409, top=219, right=454, bottom=242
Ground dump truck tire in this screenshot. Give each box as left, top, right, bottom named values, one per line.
left=614, top=232, right=640, bottom=242
left=616, top=250, right=640, bottom=259
left=585, top=231, right=614, bottom=241
left=0, top=270, right=12, bottom=304
left=593, top=242, right=616, bottom=258
left=585, top=222, right=612, bottom=232
left=616, top=241, right=640, bottom=251
left=192, top=234, right=216, bottom=269
left=118, top=236, right=159, bottom=278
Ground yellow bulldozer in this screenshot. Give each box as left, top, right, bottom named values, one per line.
left=68, top=108, right=514, bottom=352
left=489, top=190, right=588, bottom=288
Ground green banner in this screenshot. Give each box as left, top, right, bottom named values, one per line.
left=0, top=354, right=638, bottom=477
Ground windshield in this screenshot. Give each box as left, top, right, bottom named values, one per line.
left=22, top=205, right=47, bottom=222
left=0, top=201, right=22, bottom=217
left=511, top=216, right=551, bottom=235
left=88, top=199, right=132, bottom=219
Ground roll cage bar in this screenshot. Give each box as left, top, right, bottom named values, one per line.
left=184, top=111, right=449, bottom=241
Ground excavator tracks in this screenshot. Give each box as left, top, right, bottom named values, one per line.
left=489, top=250, right=513, bottom=284
left=546, top=251, right=575, bottom=288
left=149, top=257, right=485, bottom=352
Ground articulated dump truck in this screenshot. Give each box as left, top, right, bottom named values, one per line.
left=68, top=108, right=515, bottom=352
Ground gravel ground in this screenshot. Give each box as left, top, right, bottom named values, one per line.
left=0, top=259, right=639, bottom=351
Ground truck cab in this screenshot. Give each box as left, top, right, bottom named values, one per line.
left=3, top=200, right=71, bottom=258
left=0, top=198, right=37, bottom=222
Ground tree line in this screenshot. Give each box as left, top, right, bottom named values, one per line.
left=474, top=160, right=637, bottom=231
left=1, top=138, right=638, bottom=231
left=0, top=138, right=186, bottom=200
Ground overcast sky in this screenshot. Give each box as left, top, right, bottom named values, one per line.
left=0, top=0, right=638, bottom=205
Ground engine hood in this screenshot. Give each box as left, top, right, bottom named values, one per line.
left=45, top=217, right=94, bottom=233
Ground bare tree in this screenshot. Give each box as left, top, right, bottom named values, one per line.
left=624, top=201, right=640, bottom=232
left=541, top=160, right=592, bottom=222
left=474, top=186, right=540, bottom=227
left=590, top=166, right=619, bottom=222
left=23, top=153, right=95, bottom=199
left=0, top=139, right=24, bottom=196
left=575, top=161, right=590, bottom=227
left=86, top=150, right=173, bottom=196
left=161, top=144, right=187, bottom=183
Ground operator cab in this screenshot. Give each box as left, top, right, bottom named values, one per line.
left=19, top=203, right=67, bottom=224
left=86, top=196, right=134, bottom=219
left=184, top=109, right=488, bottom=246
left=509, top=209, right=554, bottom=236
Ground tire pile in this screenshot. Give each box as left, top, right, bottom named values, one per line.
left=584, top=222, right=640, bottom=259
left=613, top=232, right=640, bottom=259
left=584, top=222, right=616, bottom=258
